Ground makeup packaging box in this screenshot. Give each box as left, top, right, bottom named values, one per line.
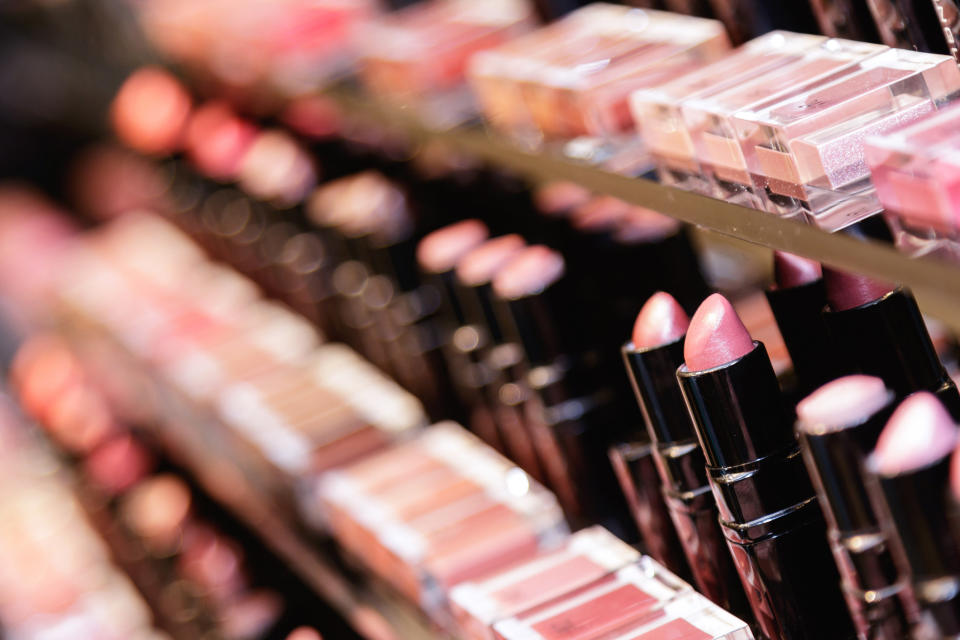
left=358, top=0, right=535, bottom=124
left=491, top=560, right=753, bottom=640
left=449, top=526, right=641, bottom=640
left=468, top=4, right=729, bottom=144
left=315, top=422, right=568, bottom=617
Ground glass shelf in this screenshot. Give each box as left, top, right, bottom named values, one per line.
left=323, top=88, right=960, bottom=332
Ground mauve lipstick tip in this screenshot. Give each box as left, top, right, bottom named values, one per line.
left=456, top=234, right=526, bottom=286
left=416, top=219, right=489, bottom=274
left=823, top=267, right=893, bottom=311
left=773, top=251, right=822, bottom=289
left=684, top=293, right=754, bottom=372
left=632, top=292, right=689, bottom=349
left=873, top=392, right=958, bottom=476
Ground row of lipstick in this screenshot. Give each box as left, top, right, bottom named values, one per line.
left=8, top=332, right=333, bottom=640
left=131, top=0, right=960, bottom=243
left=98, top=55, right=960, bottom=639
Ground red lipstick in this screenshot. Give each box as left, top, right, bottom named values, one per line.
left=867, top=392, right=960, bottom=637
left=822, top=267, right=960, bottom=420
left=622, top=292, right=751, bottom=621
left=796, top=375, right=915, bottom=639
left=677, top=293, right=855, bottom=640
left=765, top=252, right=843, bottom=396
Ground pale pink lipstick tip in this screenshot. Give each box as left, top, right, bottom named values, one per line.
left=683, top=294, right=755, bottom=372
left=492, top=245, right=565, bottom=300
left=796, top=375, right=891, bottom=434
left=823, top=267, right=894, bottom=312
left=456, top=234, right=526, bottom=286
left=773, top=251, right=822, bottom=289
left=873, top=392, right=958, bottom=476
left=416, top=219, right=489, bottom=274
left=632, top=292, right=690, bottom=349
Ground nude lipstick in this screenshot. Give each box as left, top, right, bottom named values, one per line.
left=765, top=252, right=843, bottom=397
left=622, top=292, right=751, bottom=621
left=822, top=267, right=960, bottom=420
left=677, top=293, right=855, bottom=640
left=796, top=375, right=914, bottom=639
left=867, top=392, right=960, bottom=637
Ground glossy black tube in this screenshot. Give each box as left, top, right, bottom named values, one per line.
left=868, top=453, right=960, bottom=636
left=622, top=338, right=750, bottom=618
left=823, top=288, right=960, bottom=421
left=765, top=278, right=844, bottom=397
left=678, top=343, right=855, bottom=640
left=797, top=397, right=914, bottom=639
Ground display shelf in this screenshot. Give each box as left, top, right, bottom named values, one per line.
left=323, top=88, right=960, bottom=331
left=59, top=321, right=445, bottom=640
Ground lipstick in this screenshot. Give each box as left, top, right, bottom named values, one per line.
left=491, top=246, right=631, bottom=534
left=796, top=375, right=915, bottom=639
left=765, top=252, right=843, bottom=397
left=867, top=392, right=960, bottom=637
left=622, top=292, right=751, bottom=620
left=677, top=293, right=855, bottom=640
left=822, top=267, right=960, bottom=420
left=455, top=235, right=545, bottom=478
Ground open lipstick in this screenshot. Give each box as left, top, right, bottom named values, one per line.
left=492, top=245, right=632, bottom=535
left=822, top=267, right=960, bottom=420
left=622, top=292, right=751, bottom=620
left=455, top=235, right=544, bottom=478
left=796, top=375, right=915, bottom=639
left=677, top=293, right=854, bottom=640
left=765, top=252, right=843, bottom=396
left=867, top=392, right=960, bottom=637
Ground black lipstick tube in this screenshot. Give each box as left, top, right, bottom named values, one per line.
left=765, top=277, right=844, bottom=397
left=867, top=445, right=960, bottom=637
left=622, top=337, right=751, bottom=619
left=678, top=343, right=856, bottom=640
left=823, top=288, right=960, bottom=421
left=493, top=272, right=634, bottom=535
left=797, top=394, right=915, bottom=639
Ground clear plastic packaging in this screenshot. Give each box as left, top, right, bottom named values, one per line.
left=732, top=48, right=960, bottom=230
left=450, top=526, right=641, bottom=640
left=468, top=4, right=729, bottom=142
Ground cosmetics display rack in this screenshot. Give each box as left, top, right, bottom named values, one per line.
left=319, top=86, right=960, bottom=333
left=56, top=317, right=442, bottom=640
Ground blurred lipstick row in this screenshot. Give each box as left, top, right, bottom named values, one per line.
left=9, top=333, right=328, bottom=640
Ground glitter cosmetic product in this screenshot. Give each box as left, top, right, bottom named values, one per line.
left=468, top=4, right=729, bottom=142
left=732, top=47, right=960, bottom=230
left=449, top=526, right=640, bottom=640
left=491, top=560, right=754, bottom=640
left=630, top=31, right=827, bottom=193
left=681, top=37, right=887, bottom=209
left=866, top=102, right=960, bottom=238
